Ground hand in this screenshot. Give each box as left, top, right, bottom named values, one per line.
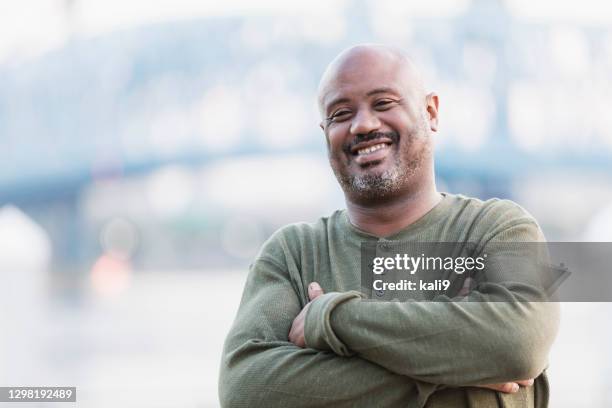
left=288, top=282, right=324, bottom=347
left=476, top=378, right=534, bottom=393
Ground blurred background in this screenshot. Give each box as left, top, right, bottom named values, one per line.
left=1, top=0, right=612, bottom=407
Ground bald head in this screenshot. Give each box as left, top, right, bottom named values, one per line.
left=317, top=44, right=426, bottom=117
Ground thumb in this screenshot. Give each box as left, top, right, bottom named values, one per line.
left=308, top=282, right=324, bottom=301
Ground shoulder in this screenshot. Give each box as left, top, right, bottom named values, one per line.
left=448, top=193, right=537, bottom=224
left=254, top=210, right=344, bottom=264
left=443, top=193, right=543, bottom=242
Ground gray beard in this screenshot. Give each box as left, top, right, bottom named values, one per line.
left=335, top=160, right=404, bottom=200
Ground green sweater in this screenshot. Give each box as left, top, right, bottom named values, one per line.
left=219, top=193, right=560, bottom=407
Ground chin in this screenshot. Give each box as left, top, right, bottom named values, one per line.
left=350, top=171, right=402, bottom=197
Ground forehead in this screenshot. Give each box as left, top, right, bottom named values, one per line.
left=319, top=56, right=411, bottom=111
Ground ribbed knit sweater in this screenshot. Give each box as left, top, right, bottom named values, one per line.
left=219, top=193, right=560, bottom=407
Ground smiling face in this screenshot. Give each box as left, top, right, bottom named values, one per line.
left=318, top=45, right=439, bottom=204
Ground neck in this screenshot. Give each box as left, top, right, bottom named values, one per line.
left=345, top=184, right=441, bottom=238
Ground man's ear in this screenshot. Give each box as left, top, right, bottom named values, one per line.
left=426, top=92, right=439, bottom=132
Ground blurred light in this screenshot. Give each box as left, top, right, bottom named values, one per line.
left=594, top=93, right=612, bottom=148
left=146, top=166, right=196, bottom=218
left=81, top=179, right=151, bottom=222
left=90, top=253, right=131, bottom=297
left=369, top=4, right=415, bottom=43
left=508, top=81, right=612, bottom=153
left=255, top=92, right=312, bottom=149
left=367, top=1, right=471, bottom=47
left=237, top=9, right=347, bottom=51
left=90, top=153, right=125, bottom=181
left=583, top=202, right=612, bottom=241
left=462, top=43, right=497, bottom=84
left=0, top=0, right=349, bottom=64
left=604, top=32, right=612, bottom=69
left=0, top=206, right=51, bottom=272
left=121, top=74, right=191, bottom=159
left=0, top=0, right=67, bottom=64
left=506, top=0, right=612, bottom=23
left=220, top=216, right=264, bottom=259
left=513, top=174, right=612, bottom=237
left=241, top=60, right=315, bottom=148
left=204, top=154, right=336, bottom=215
left=507, top=83, right=547, bottom=152
left=100, top=217, right=140, bottom=260
left=294, top=13, right=347, bottom=44
left=238, top=20, right=277, bottom=51
left=121, top=119, right=154, bottom=162
left=0, top=206, right=49, bottom=386
left=408, top=47, right=439, bottom=91
left=243, top=59, right=304, bottom=100
left=150, top=108, right=194, bottom=157
left=437, top=83, right=494, bottom=151
left=548, top=303, right=611, bottom=407
left=72, top=0, right=351, bottom=37
left=367, top=0, right=472, bottom=21
left=195, top=86, right=244, bottom=153
left=549, top=27, right=590, bottom=77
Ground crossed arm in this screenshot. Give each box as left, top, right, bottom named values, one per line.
left=290, top=222, right=559, bottom=387
left=290, top=224, right=559, bottom=390
left=219, top=258, right=438, bottom=408
left=220, top=264, right=550, bottom=407
left=290, top=282, right=542, bottom=392
left=219, top=223, right=559, bottom=407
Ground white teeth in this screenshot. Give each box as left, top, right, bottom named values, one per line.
left=357, top=143, right=387, bottom=155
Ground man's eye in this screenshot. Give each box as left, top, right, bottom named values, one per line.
left=374, top=100, right=394, bottom=109
left=329, top=110, right=351, bottom=122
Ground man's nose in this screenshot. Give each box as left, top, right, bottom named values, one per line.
left=350, top=109, right=381, bottom=135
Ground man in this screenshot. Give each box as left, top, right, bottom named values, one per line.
left=219, top=44, right=559, bottom=407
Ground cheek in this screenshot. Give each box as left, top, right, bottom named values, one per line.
left=384, top=112, right=412, bottom=131
left=325, top=127, right=347, bottom=154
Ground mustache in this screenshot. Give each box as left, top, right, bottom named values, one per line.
left=343, top=131, right=400, bottom=154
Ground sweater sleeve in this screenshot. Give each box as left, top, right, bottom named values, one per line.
left=304, top=220, right=560, bottom=387
left=218, top=256, right=437, bottom=408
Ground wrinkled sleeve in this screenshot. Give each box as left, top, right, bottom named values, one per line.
left=219, top=255, right=436, bottom=408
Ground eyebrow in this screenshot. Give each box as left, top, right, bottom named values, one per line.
left=366, top=87, right=399, bottom=97
left=324, top=87, right=400, bottom=114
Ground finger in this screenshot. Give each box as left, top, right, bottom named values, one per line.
left=288, top=315, right=306, bottom=347
left=480, top=382, right=519, bottom=393
left=308, top=282, right=324, bottom=300
left=516, top=379, right=534, bottom=387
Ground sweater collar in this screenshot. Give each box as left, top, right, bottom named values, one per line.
left=340, top=192, right=454, bottom=242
